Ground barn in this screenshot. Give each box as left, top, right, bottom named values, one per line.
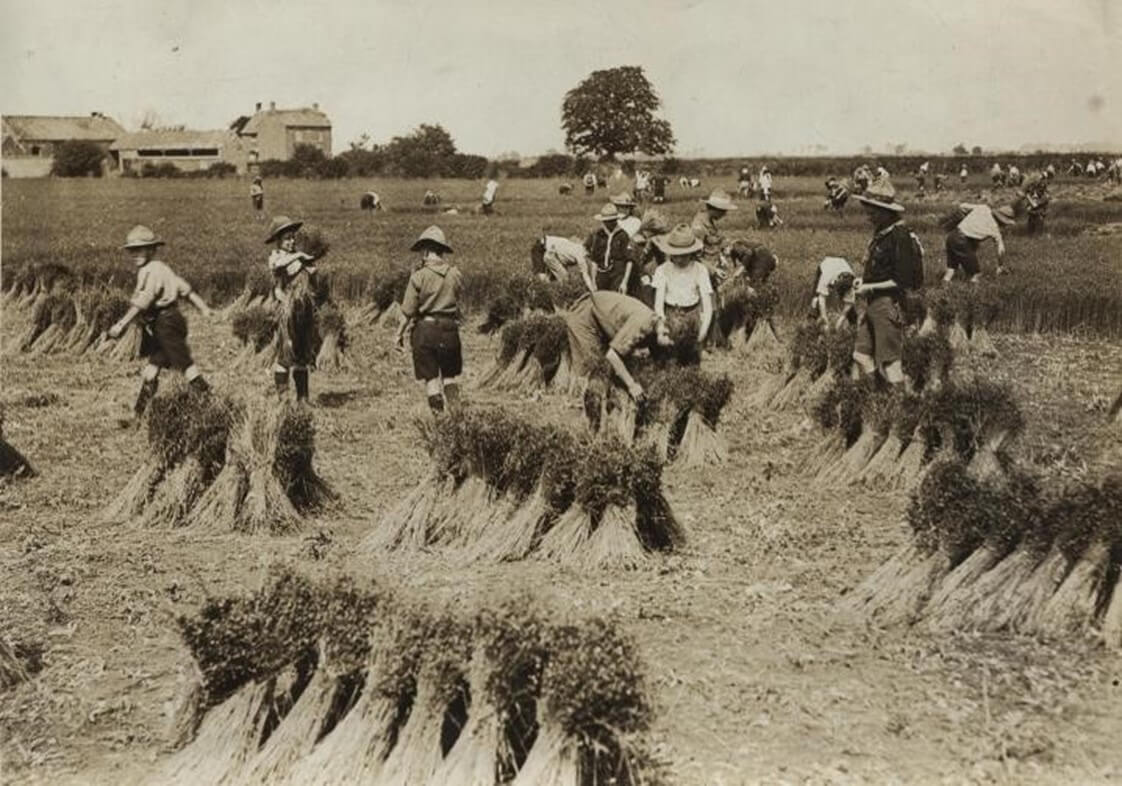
left=235, top=101, right=332, bottom=166
left=1, top=113, right=125, bottom=177
left=109, top=129, right=248, bottom=175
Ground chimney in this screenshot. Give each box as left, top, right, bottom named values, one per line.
left=255, top=102, right=262, bottom=112
left=312, top=102, right=319, bottom=111
left=269, top=101, right=276, bottom=111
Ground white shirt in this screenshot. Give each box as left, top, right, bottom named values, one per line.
left=543, top=235, right=587, bottom=267
left=811, top=257, right=855, bottom=310
left=876, top=167, right=890, bottom=178
left=618, top=215, right=642, bottom=239
left=635, top=172, right=650, bottom=190
left=652, top=260, right=713, bottom=308
left=482, top=180, right=498, bottom=203
left=956, top=204, right=1006, bottom=255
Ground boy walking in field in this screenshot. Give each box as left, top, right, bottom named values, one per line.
left=395, top=226, right=464, bottom=415
left=108, top=226, right=213, bottom=422
left=265, top=215, right=322, bottom=402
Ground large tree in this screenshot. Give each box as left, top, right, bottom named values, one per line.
left=561, top=66, right=675, bottom=160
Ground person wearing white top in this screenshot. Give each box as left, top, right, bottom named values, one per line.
left=531, top=234, right=592, bottom=288
left=650, top=224, right=714, bottom=365
left=480, top=179, right=499, bottom=214
left=809, top=257, right=857, bottom=330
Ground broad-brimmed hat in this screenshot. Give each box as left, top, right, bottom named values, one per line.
left=703, top=189, right=738, bottom=212
left=652, top=224, right=703, bottom=256
left=853, top=178, right=905, bottom=212
left=994, top=205, right=1016, bottom=226
left=594, top=203, right=621, bottom=222
left=264, top=215, right=304, bottom=244
left=410, top=225, right=453, bottom=254
left=123, top=225, right=165, bottom=250
left=611, top=192, right=637, bottom=208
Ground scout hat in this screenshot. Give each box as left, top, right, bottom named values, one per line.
left=703, top=189, right=738, bottom=211
left=264, top=215, right=303, bottom=244
left=594, top=203, right=621, bottom=222
left=122, top=225, right=165, bottom=249
left=994, top=205, right=1016, bottom=226
left=410, top=225, right=453, bottom=254
left=853, top=177, right=904, bottom=212
left=652, top=224, right=703, bottom=256
left=610, top=192, right=637, bottom=208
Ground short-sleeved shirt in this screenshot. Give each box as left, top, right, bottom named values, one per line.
left=401, top=261, right=462, bottom=320
left=131, top=260, right=192, bottom=312
left=652, top=260, right=713, bottom=308
left=584, top=226, right=632, bottom=291
left=588, top=291, right=657, bottom=357
left=862, top=221, right=923, bottom=299
left=482, top=180, right=498, bottom=203
left=814, top=257, right=855, bottom=298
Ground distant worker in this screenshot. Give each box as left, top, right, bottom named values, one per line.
left=360, top=191, right=382, bottom=211
left=249, top=176, right=265, bottom=218
left=853, top=165, right=873, bottom=193
left=808, top=256, right=857, bottom=331
left=651, top=173, right=669, bottom=203
left=824, top=177, right=849, bottom=213
left=1007, top=164, right=1022, bottom=187
left=915, top=162, right=929, bottom=192
left=423, top=190, right=441, bottom=206
left=728, top=240, right=778, bottom=285
left=559, top=182, right=573, bottom=195
left=109, top=226, right=213, bottom=423
left=758, top=165, right=773, bottom=201
left=585, top=203, right=634, bottom=294
left=634, top=168, right=651, bottom=202
left=583, top=171, right=597, bottom=196
left=1023, top=175, right=1050, bottom=235
left=395, top=226, right=464, bottom=415
left=959, top=164, right=969, bottom=184
left=480, top=178, right=499, bottom=215
left=852, top=178, right=924, bottom=390
left=942, top=203, right=1016, bottom=282
left=264, top=215, right=323, bottom=402
left=737, top=166, right=754, bottom=197
left=875, top=164, right=890, bottom=181
left=1045, top=163, right=1057, bottom=180
left=990, top=162, right=1005, bottom=187
left=755, top=199, right=783, bottom=229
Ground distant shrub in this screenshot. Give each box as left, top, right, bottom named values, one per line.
left=140, top=162, right=182, bottom=178
left=206, top=161, right=237, bottom=178
left=50, top=140, right=106, bottom=177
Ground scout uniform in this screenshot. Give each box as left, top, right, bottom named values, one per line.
left=612, top=193, right=642, bottom=239
left=944, top=204, right=1015, bottom=280
left=853, top=182, right=924, bottom=376
left=265, top=215, right=320, bottom=402
left=400, top=226, right=463, bottom=413
left=584, top=203, right=634, bottom=293
left=115, top=225, right=211, bottom=418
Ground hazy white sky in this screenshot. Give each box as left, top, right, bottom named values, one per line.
left=2, top=0, right=1120, bottom=156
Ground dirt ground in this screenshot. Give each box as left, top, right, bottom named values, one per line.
left=2, top=307, right=1122, bottom=785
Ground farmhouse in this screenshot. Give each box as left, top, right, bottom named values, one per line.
left=1, top=113, right=125, bottom=177
left=109, top=129, right=248, bottom=175
left=235, top=101, right=332, bottom=166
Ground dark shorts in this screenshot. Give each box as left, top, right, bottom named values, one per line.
left=252, top=195, right=264, bottom=210
left=661, top=303, right=702, bottom=366
left=411, top=317, right=462, bottom=381
left=854, top=295, right=904, bottom=367
left=945, top=229, right=980, bottom=276
left=140, top=306, right=193, bottom=370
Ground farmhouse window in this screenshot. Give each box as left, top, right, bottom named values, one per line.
left=31, top=145, right=40, bottom=156
left=138, top=150, right=163, bottom=157
left=190, top=149, right=219, bottom=157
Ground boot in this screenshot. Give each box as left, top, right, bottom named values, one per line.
left=274, top=369, right=289, bottom=398
left=427, top=394, right=445, bottom=415
left=293, top=368, right=310, bottom=402
left=188, top=376, right=210, bottom=395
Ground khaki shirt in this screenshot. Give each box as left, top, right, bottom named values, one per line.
left=131, top=260, right=192, bottom=311
left=402, top=261, right=462, bottom=319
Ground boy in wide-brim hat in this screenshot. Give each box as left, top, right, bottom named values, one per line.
left=851, top=178, right=923, bottom=389
left=395, top=226, right=464, bottom=415
left=265, top=215, right=321, bottom=402
left=584, top=203, right=634, bottom=294
left=650, top=224, right=714, bottom=366
left=108, top=225, right=214, bottom=423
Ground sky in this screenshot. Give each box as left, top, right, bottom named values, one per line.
left=2, top=0, right=1120, bottom=157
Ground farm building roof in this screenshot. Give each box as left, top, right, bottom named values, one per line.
left=110, top=129, right=237, bottom=151
left=2, top=114, right=125, bottom=143
left=241, top=108, right=331, bottom=134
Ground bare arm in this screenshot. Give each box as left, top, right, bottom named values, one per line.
left=187, top=291, right=213, bottom=318
left=618, top=261, right=633, bottom=294
left=605, top=348, right=642, bottom=399
left=698, top=293, right=713, bottom=342
left=109, top=305, right=142, bottom=338
left=580, top=261, right=595, bottom=293
left=654, top=278, right=666, bottom=321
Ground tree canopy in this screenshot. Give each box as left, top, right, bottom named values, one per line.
left=561, top=66, right=675, bottom=160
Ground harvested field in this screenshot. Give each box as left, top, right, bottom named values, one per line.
left=2, top=176, right=1122, bottom=784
